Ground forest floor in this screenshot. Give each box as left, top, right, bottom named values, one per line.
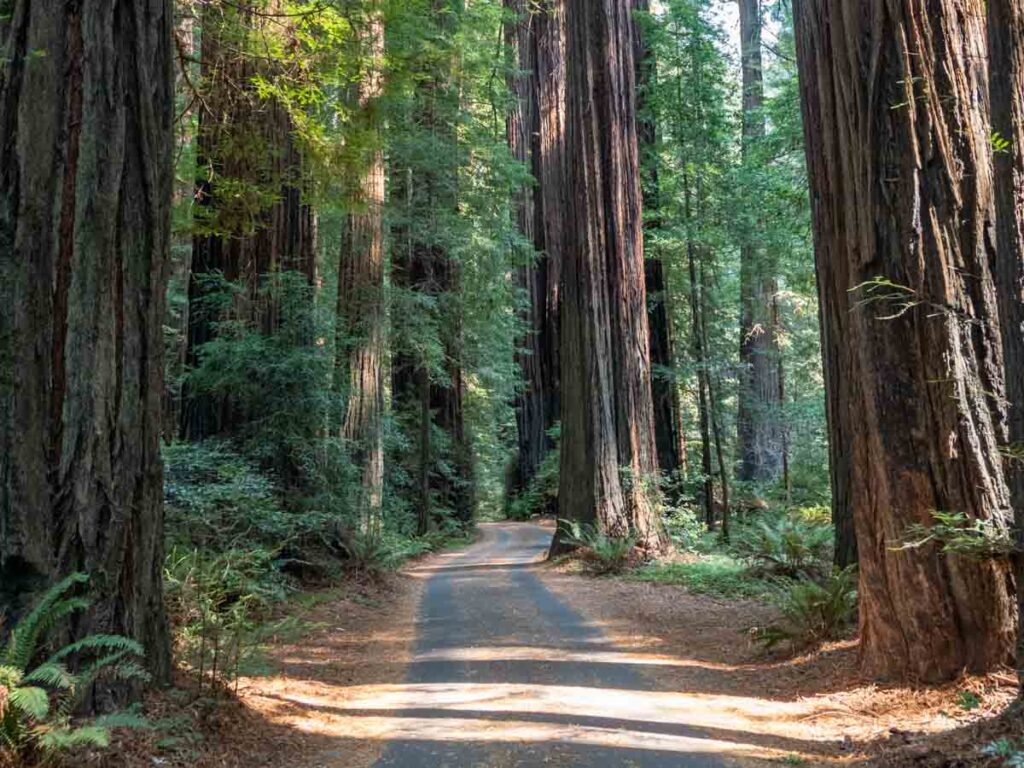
left=93, top=521, right=1019, bottom=767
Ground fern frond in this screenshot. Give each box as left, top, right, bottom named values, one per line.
left=34, top=724, right=111, bottom=751
left=22, top=662, right=74, bottom=690
left=2, top=572, right=90, bottom=669
left=8, top=686, right=49, bottom=720
left=45, top=633, right=145, bottom=664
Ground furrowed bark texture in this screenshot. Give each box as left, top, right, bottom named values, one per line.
left=793, top=0, right=1015, bottom=680
left=0, top=0, right=173, bottom=694
left=181, top=2, right=317, bottom=441
left=988, top=0, right=1024, bottom=690
left=633, top=0, right=683, bottom=477
left=506, top=0, right=564, bottom=502
left=737, top=0, right=784, bottom=484
left=559, top=0, right=667, bottom=552
left=338, top=3, right=386, bottom=531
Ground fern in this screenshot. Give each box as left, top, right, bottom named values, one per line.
left=0, top=573, right=150, bottom=762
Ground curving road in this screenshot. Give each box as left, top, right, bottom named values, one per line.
left=371, top=522, right=740, bottom=768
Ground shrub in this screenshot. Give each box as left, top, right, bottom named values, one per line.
left=561, top=521, right=637, bottom=575
left=755, top=567, right=857, bottom=649
left=0, top=574, right=150, bottom=760
left=632, top=556, right=775, bottom=599
left=731, top=515, right=833, bottom=579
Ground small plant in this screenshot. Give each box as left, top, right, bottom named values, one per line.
left=984, top=739, right=1024, bottom=767
left=0, top=573, right=150, bottom=761
left=955, top=689, right=982, bottom=711
left=895, top=510, right=1015, bottom=561
left=731, top=515, right=833, bottom=579
left=755, top=567, right=857, bottom=649
left=560, top=520, right=637, bottom=575
left=340, top=531, right=396, bottom=575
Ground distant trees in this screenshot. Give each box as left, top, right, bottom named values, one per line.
left=557, top=0, right=667, bottom=552
left=794, top=0, right=1016, bottom=680
left=0, top=0, right=173, bottom=697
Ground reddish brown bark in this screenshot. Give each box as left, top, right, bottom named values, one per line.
left=558, top=0, right=667, bottom=552
left=0, top=0, right=173, bottom=695
left=988, top=0, right=1024, bottom=690
left=794, top=0, right=1015, bottom=680
left=338, top=3, right=386, bottom=531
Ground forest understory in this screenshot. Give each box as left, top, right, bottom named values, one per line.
left=53, top=531, right=1021, bottom=768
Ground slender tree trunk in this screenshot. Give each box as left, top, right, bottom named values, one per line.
left=558, top=0, right=668, bottom=553
left=988, top=0, right=1024, bottom=692
left=338, top=3, right=386, bottom=533
left=793, top=0, right=1015, bottom=680
left=737, top=0, right=783, bottom=484
left=633, top=0, right=682, bottom=477
left=0, top=0, right=173, bottom=697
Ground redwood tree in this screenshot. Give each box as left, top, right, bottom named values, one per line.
left=988, top=0, right=1024, bottom=689
left=0, top=0, right=173, bottom=692
left=506, top=0, right=564, bottom=502
left=337, top=2, right=386, bottom=531
left=558, top=0, right=667, bottom=552
left=793, top=0, right=1015, bottom=680
left=736, top=0, right=783, bottom=484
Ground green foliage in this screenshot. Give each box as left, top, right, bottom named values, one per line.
left=894, top=510, right=1015, bottom=561
left=754, top=567, right=858, bottom=649
left=0, top=576, right=149, bottom=761
left=985, top=739, right=1024, bottom=767
left=633, top=556, right=776, bottom=600
left=731, top=515, right=834, bottom=579
left=560, top=521, right=637, bottom=575
left=955, top=690, right=982, bottom=711
left=507, top=426, right=561, bottom=521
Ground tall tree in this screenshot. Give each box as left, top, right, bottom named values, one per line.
left=181, top=2, right=317, bottom=442
left=558, top=0, right=667, bottom=552
left=736, top=0, right=783, bottom=484
left=0, top=0, right=173, bottom=694
left=793, top=0, right=1015, bottom=680
left=506, top=0, right=564, bottom=503
left=988, top=0, right=1024, bottom=690
left=390, top=0, right=474, bottom=532
left=633, top=0, right=684, bottom=477
left=337, top=2, right=386, bottom=532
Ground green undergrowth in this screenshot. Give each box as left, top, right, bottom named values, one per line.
left=631, top=555, right=777, bottom=600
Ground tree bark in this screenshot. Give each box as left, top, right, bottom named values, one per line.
left=988, top=0, right=1024, bottom=691
left=558, top=0, right=668, bottom=553
left=337, top=2, right=386, bottom=533
left=506, top=0, right=564, bottom=504
left=793, top=0, right=1015, bottom=680
left=0, top=0, right=173, bottom=696
left=737, top=0, right=784, bottom=484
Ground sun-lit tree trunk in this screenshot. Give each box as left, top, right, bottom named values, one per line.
left=337, top=3, right=386, bottom=533
left=633, top=0, right=683, bottom=478
left=181, top=2, right=317, bottom=441
left=737, top=0, right=783, bottom=484
left=793, top=0, right=1015, bottom=681
left=988, top=0, right=1024, bottom=691
left=558, top=0, right=668, bottom=553
left=0, top=0, right=173, bottom=698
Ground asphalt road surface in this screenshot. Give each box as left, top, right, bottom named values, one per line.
left=372, top=522, right=737, bottom=768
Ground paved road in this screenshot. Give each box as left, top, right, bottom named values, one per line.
left=372, top=522, right=738, bottom=768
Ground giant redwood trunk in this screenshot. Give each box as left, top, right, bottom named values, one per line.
left=338, top=3, right=386, bottom=531
left=0, top=0, right=173, bottom=692
left=181, top=2, right=317, bottom=441
left=736, top=0, right=784, bottom=484
left=793, top=0, right=1015, bottom=680
left=988, top=0, right=1024, bottom=689
left=633, top=0, right=683, bottom=477
left=506, top=0, right=564, bottom=502
left=558, top=0, right=667, bottom=552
